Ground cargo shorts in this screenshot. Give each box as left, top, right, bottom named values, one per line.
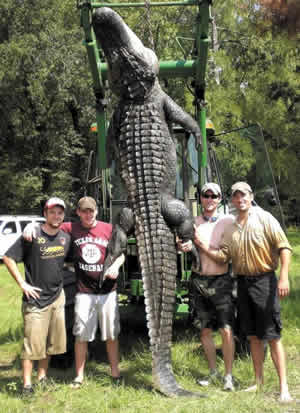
left=21, top=290, right=66, bottom=360
left=237, top=272, right=282, bottom=340
left=189, top=273, right=235, bottom=331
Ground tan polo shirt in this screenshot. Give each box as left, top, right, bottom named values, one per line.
left=217, top=206, right=292, bottom=276
left=193, top=214, right=235, bottom=276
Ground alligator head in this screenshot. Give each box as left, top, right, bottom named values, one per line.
left=93, top=7, right=159, bottom=100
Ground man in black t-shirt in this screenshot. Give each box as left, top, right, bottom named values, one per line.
left=3, top=197, right=71, bottom=395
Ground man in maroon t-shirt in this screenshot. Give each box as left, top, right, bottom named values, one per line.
left=64, top=196, right=124, bottom=388
left=24, top=196, right=124, bottom=388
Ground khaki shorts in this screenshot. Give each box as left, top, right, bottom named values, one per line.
left=21, top=290, right=66, bottom=360
left=73, top=291, right=120, bottom=342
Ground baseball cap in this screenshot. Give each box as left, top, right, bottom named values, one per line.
left=231, top=181, right=253, bottom=195
left=77, top=196, right=97, bottom=211
left=201, top=182, right=221, bottom=196
left=44, top=197, right=66, bottom=210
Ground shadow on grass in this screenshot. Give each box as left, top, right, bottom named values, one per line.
left=0, top=325, right=23, bottom=346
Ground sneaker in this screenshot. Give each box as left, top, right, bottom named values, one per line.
left=111, top=376, right=124, bottom=386
left=197, top=371, right=222, bottom=387
left=37, top=376, right=49, bottom=389
left=22, top=385, right=34, bottom=396
left=279, top=390, right=293, bottom=403
left=223, top=375, right=235, bottom=391
left=70, top=378, right=83, bottom=389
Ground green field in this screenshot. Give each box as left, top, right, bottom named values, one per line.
left=0, top=230, right=300, bottom=413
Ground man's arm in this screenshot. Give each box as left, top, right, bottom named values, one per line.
left=277, top=248, right=291, bottom=298
left=23, top=221, right=71, bottom=241
left=3, top=256, right=42, bottom=300
left=194, top=224, right=229, bottom=264
left=23, top=222, right=40, bottom=241
left=104, top=253, right=125, bottom=280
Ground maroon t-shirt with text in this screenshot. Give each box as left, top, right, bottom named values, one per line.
left=61, top=221, right=113, bottom=294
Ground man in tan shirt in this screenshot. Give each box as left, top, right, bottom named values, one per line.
left=178, top=183, right=236, bottom=391
left=195, top=181, right=292, bottom=403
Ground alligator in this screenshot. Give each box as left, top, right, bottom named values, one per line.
left=93, top=8, right=204, bottom=397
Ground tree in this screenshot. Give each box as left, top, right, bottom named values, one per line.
left=204, top=0, right=299, bottom=221
left=0, top=0, right=298, bottom=222
left=0, top=0, right=95, bottom=213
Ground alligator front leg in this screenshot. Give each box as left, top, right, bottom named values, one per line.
left=102, top=207, right=135, bottom=284
left=161, top=194, right=201, bottom=270
left=163, top=93, right=202, bottom=150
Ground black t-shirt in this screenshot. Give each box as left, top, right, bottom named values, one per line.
left=5, top=226, right=71, bottom=308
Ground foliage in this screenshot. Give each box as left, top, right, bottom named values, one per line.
left=0, top=0, right=95, bottom=213
left=0, top=0, right=299, bottom=221
left=206, top=0, right=299, bottom=217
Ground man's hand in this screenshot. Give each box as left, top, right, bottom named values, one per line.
left=104, top=253, right=125, bottom=280
left=23, top=222, right=39, bottom=241
left=176, top=238, right=193, bottom=253
left=20, top=280, right=42, bottom=300
left=3, top=255, right=42, bottom=301
left=278, top=278, right=290, bottom=298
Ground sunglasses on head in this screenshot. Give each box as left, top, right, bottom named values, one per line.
left=202, top=193, right=219, bottom=199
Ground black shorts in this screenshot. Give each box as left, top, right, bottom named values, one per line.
left=237, top=272, right=282, bottom=341
left=189, top=273, right=235, bottom=331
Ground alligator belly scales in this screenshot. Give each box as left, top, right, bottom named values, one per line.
left=121, top=102, right=178, bottom=394
left=93, top=8, right=204, bottom=397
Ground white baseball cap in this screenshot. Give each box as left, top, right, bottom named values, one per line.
left=201, top=183, right=221, bottom=196
left=44, top=197, right=66, bottom=210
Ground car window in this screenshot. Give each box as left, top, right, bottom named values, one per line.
left=20, top=221, right=32, bottom=231
left=2, top=222, right=17, bottom=234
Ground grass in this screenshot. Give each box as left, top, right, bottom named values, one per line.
left=0, top=230, right=300, bottom=412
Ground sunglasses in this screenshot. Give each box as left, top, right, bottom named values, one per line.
left=202, top=193, right=219, bottom=199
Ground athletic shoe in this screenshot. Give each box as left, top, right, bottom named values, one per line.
left=36, top=376, right=49, bottom=389
left=197, top=371, right=222, bottom=387
left=223, top=375, right=235, bottom=391
left=22, top=385, right=34, bottom=396
left=111, top=376, right=124, bottom=386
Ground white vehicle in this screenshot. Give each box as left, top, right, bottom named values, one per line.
left=0, top=215, right=45, bottom=259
